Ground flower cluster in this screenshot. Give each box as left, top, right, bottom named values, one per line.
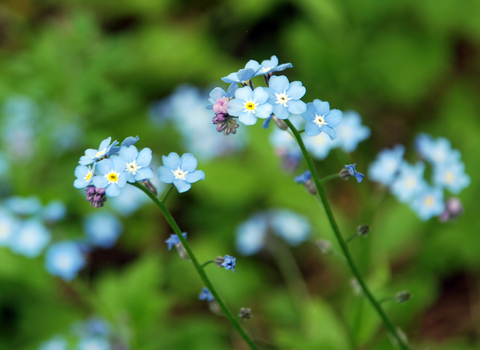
left=368, top=134, right=470, bottom=221
left=236, top=209, right=311, bottom=255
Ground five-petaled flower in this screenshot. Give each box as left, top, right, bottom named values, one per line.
left=92, top=156, right=128, bottom=197
left=79, top=137, right=118, bottom=166
left=301, top=99, right=342, bottom=139
left=158, top=153, right=205, bottom=193
left=267, top=75, right=307, bottom=119
left=118, top=146, right=154, bottom=183
left=227, top=86, right=273, bottom=126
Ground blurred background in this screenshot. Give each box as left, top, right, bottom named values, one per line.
left=0, top=0, right=479, bottom=349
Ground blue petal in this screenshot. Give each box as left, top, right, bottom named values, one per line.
left=209, top=87, right=227, bottom=101
left=74, top=178, right=87, bottom=189
left=253, top=87, right=269, bottom=104
left=112, top=155, right=127, bottom=172
left=98, top=137, right=112, bottom=151
left=238, top=111, right=257, bottom=125
left=227, top=99, right=245, bottom=117
left=121, top=136, right=139, bottom=147
left=96, top=158, right=113, bottom=175
left=119, top=145, right=138, bottom=162
left=186, top=170, right=205, bottom=183
left=236, top=68, right=257, bottom=82
left=355, top=173, right=364, bottom=183
left=312, top=99, right=330, bottom=116
left=269, top=75, right=289, bottom=93
left=226, top=83, right=238, bottom=98
left=305, top=122, right=321, bottom=136
left=134, top=167, right=154, bottom=181
left=158, top=166, right=174, bottom=183
left=173, top=179, right=191, bottom=193
left=325, top=109, right=342, bottom=127
left=235, top=86, right=253, bottom=101
left=181, top=153, right=198, bottom=172
left=163, top=152, right=181, bottom=170
left=221, top=73, right=239, bottom=84
left=286, top=81, right=306, bottom=100
left=273, top=104, right=289, bottom=120
left=92, top=175, right=109, bottom=188
left=301, top=103, right=316, bottom=122
left=245, top=59, right=261, bottom=73
left=322, top=125, right=337, bottom=140
left=136, top=148, right=152, bottom=167
left=117, top=172, right=128, bottom=187
left=262, top=115, right=273, bottom=129
left=287, top=100, right=307, bottom=115
left=255, top=103, right=274, bottom=119
left=75, top=165, right=89, bottom=179
left=106, top=183, right=121, bottom=197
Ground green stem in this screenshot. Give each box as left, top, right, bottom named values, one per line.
left=345, top=234, right=359, bottom=243
left=320, top=173, right=341, bottom=184
left=284, top=119, right=409, bottom=350
left=201, top=260, right=216, bottom=269
left=161, top=185, right=174, bottom=205
left=131, top=182, right=259, bottom=350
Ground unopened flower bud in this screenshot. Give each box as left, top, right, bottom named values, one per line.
left=396, top=291, right=412, bottom=304
left=357, top=224, right=371, bottom=236
left=143, top=179, right=157, bottom=196
left=239, top=307, right=253, bottom=320
left=273, top=115, right=288, bottom=130
left=85, top=186, right=107, bottom=208
left=175, top=242, right=190, bottom=261
left=340, top=164, right=364, bottom=183
left=295, top=170, right=317, bottom=195
left=439, top=197, right=464, bottom=222
left=214, top=255, right=236, bottom=272
left=315, top=239, right=334, bottom=255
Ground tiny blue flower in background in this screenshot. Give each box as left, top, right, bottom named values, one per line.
left=71, top=317, right=110, bottom=338
left=270, top=209, right=310, bottom=246
left=410, top=186, right=445, bottom=221
left=84, top=212, right=123, bottom=249
left=221, top=255, right=236, bottom=273
left=74, top=164, right=95, bottom=189
left=267, top=75, right=307, bottom=119
left=79, top=137, right=119, bottom=166
left=0, top=209, right=20, bottom=248
left=12, top=219, right=50, bottom=257
left=433, top=159, right=471, bottom=194
left=110, top=184, right=151, bottom=216
left=294, top=170, right=312, bottom=184
left=235, top=214, right=269, bottom=256
left=199, top=287, right=214, bottom=302
left=92, top=156, right=128, bottom=197
left=334, top=111, right=371, bottom=152
left=118, top=146, right=154, bottom=183
left=252, top=55, right=293, bottom=76
left=228, top=86, right=273, bottom=125
left=45, top=241, right=86, bottom=281
left=158, top=153, right=205, bottom=193
left=77, top=337, right=110, bottom=350
left=368, top=144, right=405, bottom=186
left=390, top=162, right=427, bottom=203
left=302, top=99, right=342, bottom=139
left=345, top=164, right=364, bottom=183
left=303, top=132, right=336, bottom=160
left=42, top=200, right=67, bottom=222
left=39, top=336, right=68, bottom=350
left=414, top=134, right=460, bottom=165
left=206, top=83, right=238, bottom=109
left=221, top=68, right=259, bottom=84
left=5, top=196, right=42, bottom=216
left=165, top=232, right=187, bottom=250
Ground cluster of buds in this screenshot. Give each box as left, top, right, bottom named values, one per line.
left=212, top=96, right=239, bottom=135
left=85, top=186, right=107, bottom=208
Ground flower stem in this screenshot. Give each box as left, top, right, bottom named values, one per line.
left=161, top=185, right=174, bottom=205
left=201, top=260, right=216, bottom=269
left=131, top=182, right=259, bottom=350
left=320, top=173, right=341, bottom=184
left=345, top=233, right=359, bottom=243
left=284, top=119, right=409, bottom=350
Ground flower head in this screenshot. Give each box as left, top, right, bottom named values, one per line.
left=433, top=159, right=470, bottom=194
left=79, top=137, right=118, bottom=166
left=206, top=83, right=238, bottom=110
left=294, top=170, right=312, bottom=184
left=158, top=153, right=205, bottom=193
left=118, top=146, right=154, bottom=183
left=84, top=212, right=123, bottom=249
left=410, top=186, right=445, bottom=221
left=11, top=219, right=50, bottom=257
left=254, top=55, right=293, bottom=76
left=221, top=68, right=259, bottom=85
left=303, top=132, right=336, bottom=160
left=45, top=241, right=86, bottom=281
left=342, top=164, right=365, bottom=183
left=165, top=232, right=187, bottom=250
left=215, top=255, right=236, bottom=273
left=334, top=111, right=371, bottom=152
left=92, top=156, right=128, bottom=197
left=199, top=287, right=215, bottom=302
left=302, top=99, right=342, bottom=139
left=269, top=209, right=310, bottom=246
left=368, top=145, right=405, bottom=186
left=74, top=164, right=95, bottom=189
left=227, top=86, right=273, bottom=126
left=390, top=162, right=427, bottom=203
left=267, top=75, right=307, bottom=119
left=414, top=134, right=460, bottom=165
left=235, top=213, right=269, bottom=256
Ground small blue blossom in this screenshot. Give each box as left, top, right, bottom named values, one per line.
left=433, top=159, right=470, bottom=194
left=221, top=255, right=236, bottom=273
left=11, top=219, right=50, bottom=257
left=79, top=137, right=119, bottom=166
left=270, top=209, right=310, bottom=246
left=4, top=195, right=42, bottom=216
left=206, top=83, right=238, bottom=109
left=71, top=317, right=111, bottom=338
left=221, top=68, right=259, bottom=84
left=267, top=75, right=307, bottom=119
left=77, top=337, right=110, bottom=350
left=84, top=212, right=123, bottom=249
left=236, top=214, right=269, bottom=256
left=302, top=99, right=343, bottom=139
left=118, top=146, right=154, bottom=183
left=252, top=55, right=293, bottom=76
left=390, top=162, right=428, bottom=203
left=45, top=241, right=86, bottom=281
left=345, top=164, right=364, bottom=183
left=335, top=111, right=371, bottom=152
left=414, top=134, right=460, bottom=165
left=74, top=164, right=95, bottom=189
left=0, top=208, right=20, bottom=248
left=39, top=336, right=68, bottom=350
left=165, top=232, right=187, bottom=250
left=199, top=287, right=214, bottom=302
left=410, top=186, right=445, bottom=221
left=92, top=156, right=128, bottom=197
left=227, top=86, right=273, bottom=125
left=294, top=170, right=312, bottom=184
left=42, top=200, right=67, bottom=222
left=303, top=132, right=336, bottom=160
left=110, top=184, right=151, bottom=216
left=368, top=145, right=405, bottom=186
left=158, top=153, right=205, bottom=193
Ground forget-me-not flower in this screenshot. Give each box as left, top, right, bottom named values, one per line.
left=302, top=99, right=342, bottom=139
left=216, top=255, right=236, bottom=273
left=206, top=83, right=238, bottom=110
left=165, top=232, right=187, bottom=250
left=250, top=55, right=293, bottom=76
left=368, top=145, right=405, bottom=186
left=344, top=164, right=365, bottom=183
left=269, top=209, right=310, bottom=246
left=42, top=200, right=67, bottom=222
left=92, top=156, right=128, bottom=197
left=267, top=75, right=306, bottom=119
left=74, top=164, right=95, bottom=189
left=158, top=153, right=205, bottom=193
left=335, top=111, right=371, bottom=152
left=199, top=287, right=214, bottom=301
left=235, top=214, right=269, bottom=256
left=227, top=86, right=273, bottom=125
left=433, top=159, right=470, bottom=194
left=221, top=68, right=259, bottom=85
left=11, top=219, right=50, bottom=257
left=303, top=132, right=336, bottom=160
left=390, top=162, right=427, bottom=203
left=410, top=186, right=445, bottom=221
left=414, top=134, right=460, bottom=165
left=84, top=212, right=123, bottom=249
left=79, top=137, right=118, bottom=166
left=45, top=241, right=86, bottom=281
left=118, top=146, right=154, bottom=183
left=5, top=196, right=42, bottom=216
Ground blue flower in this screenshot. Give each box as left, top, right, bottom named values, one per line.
left=267, top=75, right=307, bottom=119
left=227, top=86, right=273, bottom=125
left=410, top=186, right=445, bottom=221
left=158, top=153, right=205, bottom=193
left=42, top=200, right=67, bottom=222
left=390, top=162, right=428, bottom=203
left=0, top=208, right=20, bottom=248
left=92, top=156, right=128, bottom=197
left=84, top=212, right=123, bottom=249
left=235, top=213, right=269, bottom=256
left=4, top=195, right=42, bottom=216
left=221, top=68, right=259, bottom=84
left=302, top=99, right=343, bottom=139
left=270, top=209, right=310, bottom=246
left=253, top=55, right=293, bottom=76
left=206, top=83, right=238, bottom=109
left=414, top=134, right=460, bottom=165
left=74, top=164, right=95, bottom=189
left=165, top=232, right=187, bottom=250
left=109, top=135, right=140, bottom=154
left=39, top=336, right=68, bottom=350
left=295, top=170, right=312, bottom=184
left=77, top=337, right=110, bottom=350
left=221, top=255, right=236, bottom=273
left=303, top=132, right=336, bottom=160
left=335, top=111, right=371, bottom=152
left=79, top=137, right=119, bottom=166
left=368, top=145, right=405, bottom=186
left=199, top=287, right=214, bottom=301
left=11, top=219, right=50, bottom=257
left=433, top=159, right=470, bottom=194
left=345, top=164, right=364, bottom=183
left=118, top=146, right=154, bottom=183
left=45, top=241, right=86, bottom=281
left=110, top=184, right=152, bottom=216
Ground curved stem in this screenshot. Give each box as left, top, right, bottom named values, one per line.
left=131, top=182, right=259, bottom=350
left=201, top=260, right=216, bottom=269
left=320, top=173, right=341, bottom=184
left=284, top=119, right=409, bottom=350
left=161, top=185, right=174, bottom=205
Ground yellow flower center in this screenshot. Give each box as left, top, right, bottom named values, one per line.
left=423, top=195, right=435, bottom=207
left=444, top=171, right=455, bottom=184
left=85, top=170, right=92, bottom=182
left=405, top=177, right=416, bottom=189
left=105, top=171, right=119, bottom=183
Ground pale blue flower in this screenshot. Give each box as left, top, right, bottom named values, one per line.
left=165, top=232, right=187, bottom=250
left=11, top=219, right=50, bottom=257
left=84, top=212, right=123, bottom=249
left=221, top=68, right=259, bottom=84
left=92, top=156, right=128, bottom=197
left=5, top=196, right=42, bottom=216
left=410, top=186, right=445, bottom=221
left=79, top=137, right=119, bottom=166
left=303, top=132, right=336, bottom=160
left=335, top=111, right=371, bottom=152
left=158, top=153, right=205, bottom=193
left=368, top=145, right=405, bottom=186
left=252, top=55, right=293, bottom=76
left=345, top=164, right=364, bottom=183
left=267, top=75, right=306, bottom=119
left=390, top=162, right=427, bottom=203
left=270, top=209, right=310, bottom=246
left=235, top=214, right=269, bottom=256
left=42, top=200, right=67, bottom=222
left=0, top=208, right=20, bottom=248
left=433, top=159, right=470, bottom=194
left=227, top=86, right=273, bottom=125
left=77, top=337, right=110, bottom=350
left=414, top=134, right=460, bottom=165
left=45, top=241, right=86, bottom=281
left=206, top=83, right=238, bottom=109
left=74, top=164, right=95, bottom=189
left=118, top=146, right=154, bottom=183
left=199, top=287, right=214, bottom=301
left=39, top=336, right=68, bottom=350
left=302, top=99, right=342, bottom=139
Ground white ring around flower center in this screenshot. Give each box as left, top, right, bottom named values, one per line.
left=95, top=149, right=106, bottom=158
left=172, top=167, right=188, bottom=180
left=313, top=114, right=328, bottom=128
left=126, top=160, right=141, bottom=175
left=243, top=99, right=257, bottom=114
left=274, top=91, right=292, bottom=107
left=105, top=171, right=120, bottom=184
